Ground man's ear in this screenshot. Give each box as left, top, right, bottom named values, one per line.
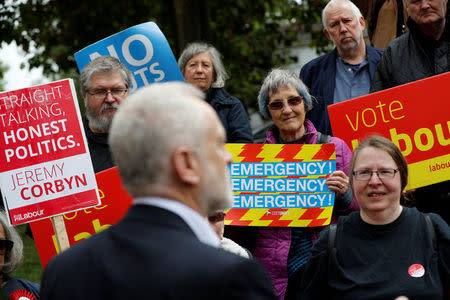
left=359, top=16, right=366, bottom=31
left=83, top=93, right=88, bottom=107
left=323, top=28, right=331, bottom=40
left=172, top=146, right=200, bottom=185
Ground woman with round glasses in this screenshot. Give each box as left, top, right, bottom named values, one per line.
left=0, top=211, right=40, bottom=298
left=247, top=68, right=359, bottom=299
left=300, top=135, right=450, bottom=299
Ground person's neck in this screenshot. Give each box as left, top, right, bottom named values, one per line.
left=360, top=205, right=403, bottom=225
left=279, top=126, right=305, bottom=142
left=338, top=41, right=366, bottom=65
left=139, top=185, right=206, bottom=217
left=420, top=19, right=446, bottom=40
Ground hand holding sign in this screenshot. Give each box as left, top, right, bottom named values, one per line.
left=325, top=170, right=349, bottom=196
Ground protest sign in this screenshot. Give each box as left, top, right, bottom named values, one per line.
left=74, top=22, right=183, bottom=93
left=0, top=79, right=100, bottom=225
left=30, top=167, right=133, bottom=268
left=328, top=72, right=450, bottom=190
left=225, top=143, right=336, bottom=227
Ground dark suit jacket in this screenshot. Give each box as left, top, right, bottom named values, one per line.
left=300, top=46, right=383, bottom=136
left=40, top=204, right=276, bottom=300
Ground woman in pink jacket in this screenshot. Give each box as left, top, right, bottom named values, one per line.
left=253, top=68, right=359, bottom=299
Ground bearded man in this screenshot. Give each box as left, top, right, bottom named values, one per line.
left=80, top=56, right=132, bottom=172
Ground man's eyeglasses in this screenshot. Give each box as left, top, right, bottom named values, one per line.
left=0, top=239, right=13, bottom=255
left=352, top=168, right=399, bottom=181
left=208, top=212, right=226, bottom=223
left=267, top=96, right=303, bottom=110
left=87, top=88, right=128, bottom=99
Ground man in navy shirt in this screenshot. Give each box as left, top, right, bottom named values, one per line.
left=300, top=0, right=383, bottom=136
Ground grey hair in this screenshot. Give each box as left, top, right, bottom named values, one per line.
left=258, top=68, right=313, bottom=120
left=0, top=211, right=23, bottom=275
left=322, top=0, right=363, bottom=29
left=178, top=42, right=229, bottom=88
left=109, top=82, right=209, bottom=196
left=80, top=56, right=132, bottom=97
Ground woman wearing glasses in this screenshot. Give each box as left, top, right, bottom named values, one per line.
left=249, top=68, right=358, bottom=299
left=0, top=211, right=40, bottom=299
left=300, top=136, right=450, bottom=299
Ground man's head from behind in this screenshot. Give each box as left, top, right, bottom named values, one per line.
left=322, top=0, right=365, bottom=52
left=81, top=56, right=132, bottom=133
left=109, top=82, right=234, bottom=216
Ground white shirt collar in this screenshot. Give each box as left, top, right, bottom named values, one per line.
left=133, top=196, right=220, bottom=248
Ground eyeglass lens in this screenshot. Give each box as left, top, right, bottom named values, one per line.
left=268, top=96, right=302, bottom=110
left=90, top=89, right=127, bottom=98
left=353, top=169, right=398, bottom=181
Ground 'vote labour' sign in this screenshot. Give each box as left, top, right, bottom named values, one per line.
left=31, top=167, right=132, bottom=268
left=74, top=22, right=184, bottom=93
left=0, top=79, right=100, bottom=225
left=225, top=143, right=336, bottom=227
left=328, top=72, right=450, bottom=190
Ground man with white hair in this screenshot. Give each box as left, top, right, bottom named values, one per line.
left=300, top=0, right=383, bottom=136
left=40, top=82, right=276, bottom=300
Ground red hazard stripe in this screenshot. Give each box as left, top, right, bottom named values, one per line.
left=268, top=220, right=292, bottom=227
left=226, top=209, right=253, bottom=225
left=298, top=207, right=325, bottom=220
left=312, top=144, right=335, bottom=160
left=307, top=218, right=329, bottom=227
left=275, top=144, right=304, bottom=162
left=225, top=208, right=249, bottom=220
left=238, top=144, right=265, bottom=162
left=228, top=220, right=253, bottom=226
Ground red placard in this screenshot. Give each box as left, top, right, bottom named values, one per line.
left=328, top=72, right=450, bottom=189
left=0, top=81, right=86, bottom=171
left=0, top=79, right=100, bottom=225
left=30, top=167, right=133, bottom=268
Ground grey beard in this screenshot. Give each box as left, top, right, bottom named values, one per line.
left=85, top=103, right=119, bottom=133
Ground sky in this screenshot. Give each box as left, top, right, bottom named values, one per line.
left=0, top=41, right=48, bottom=91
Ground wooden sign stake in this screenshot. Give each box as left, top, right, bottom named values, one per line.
left=51, top=215, right=70, bottom=253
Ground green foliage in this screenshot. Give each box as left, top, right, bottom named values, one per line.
left=0, top=0, right=334, bottom=110
left=0, top=61, right=7, bottom=91
left=296, top=0, right=333, bottom=54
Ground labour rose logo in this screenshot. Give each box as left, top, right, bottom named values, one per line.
left=408, top=264, right=425, bottom=278
left=9, top=289, right=37, bottom=300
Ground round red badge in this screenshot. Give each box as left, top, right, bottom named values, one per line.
left=9, top=289, right=36, bottom=300
left=408, top=264, right=425, bottom=278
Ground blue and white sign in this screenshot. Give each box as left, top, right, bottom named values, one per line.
left=74, top=22, right=184, bottom=93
